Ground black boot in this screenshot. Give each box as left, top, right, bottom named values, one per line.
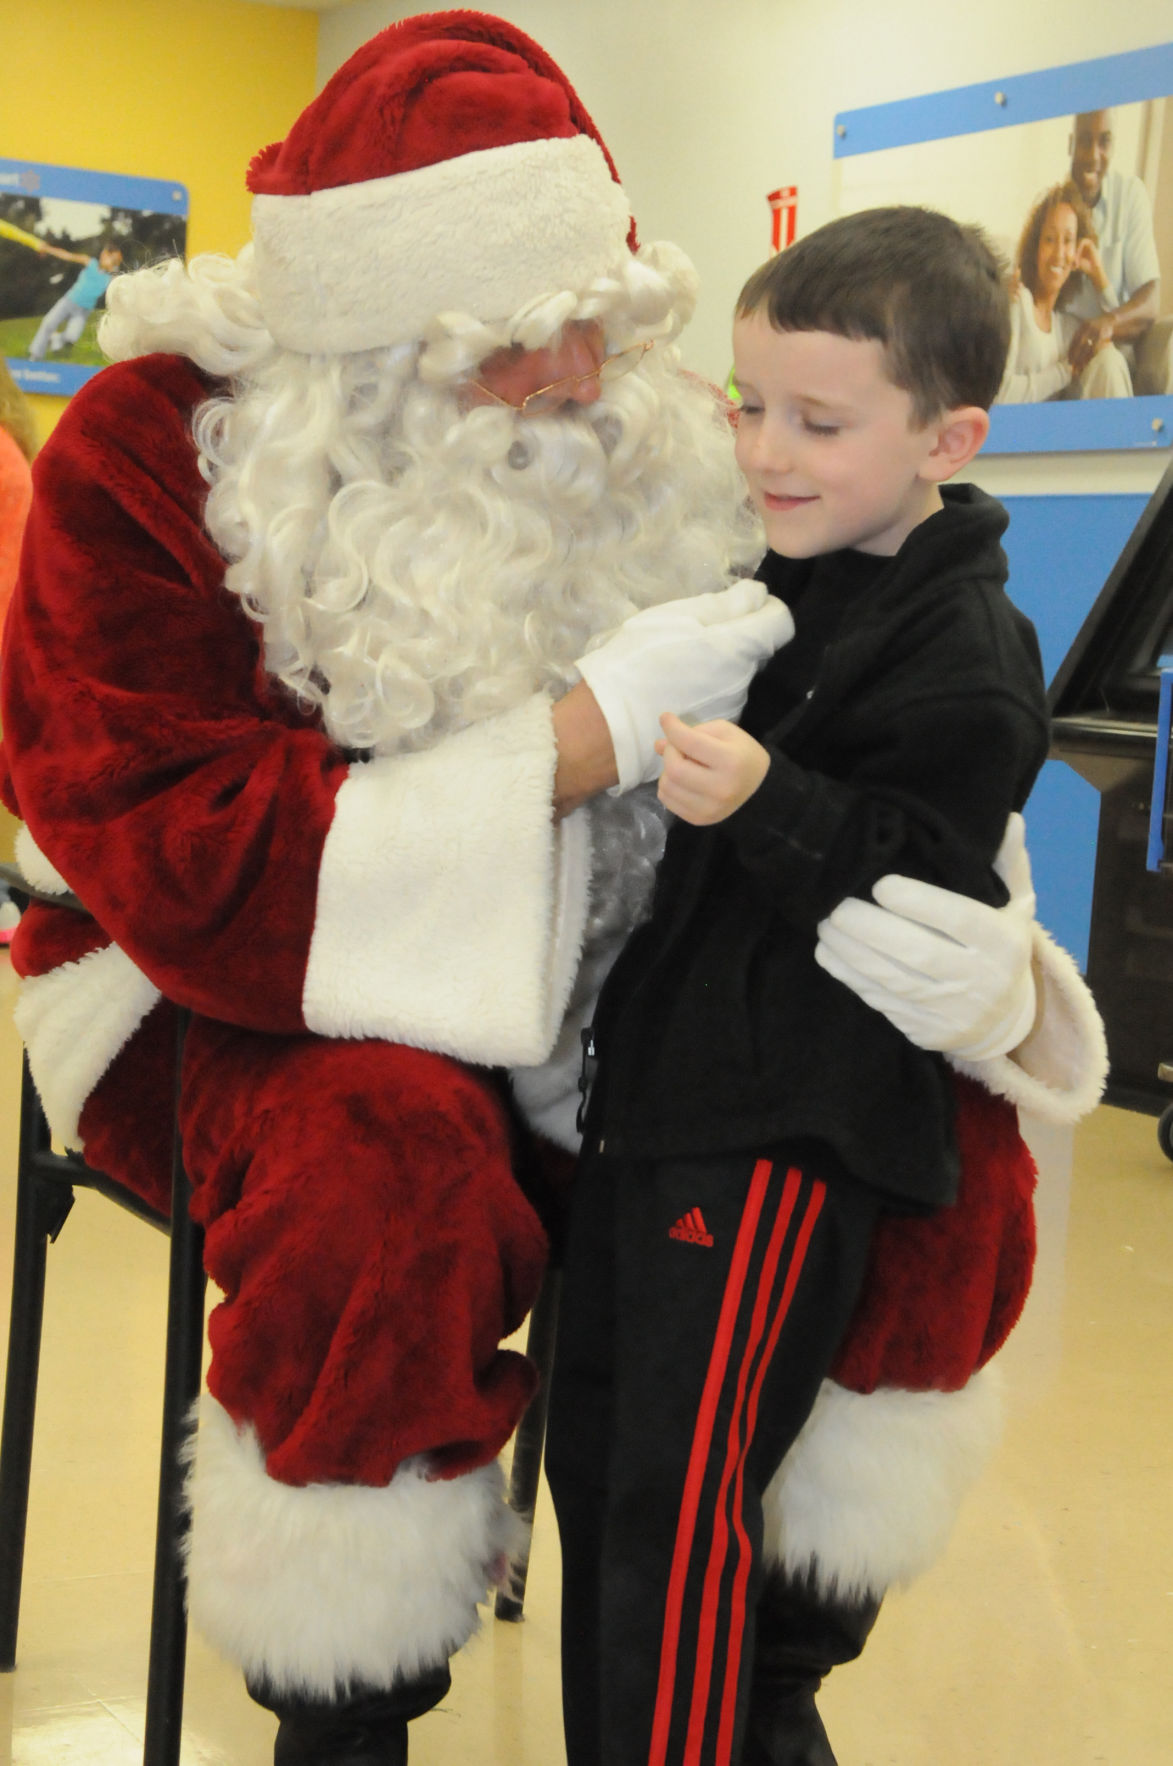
left=248, top=1665, right=451, bottom=1766
left=741, top=1568, right=881, bottom=1766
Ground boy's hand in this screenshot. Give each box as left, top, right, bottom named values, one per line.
left=656, top=712, right=770, bottom=824
left=574, top=583, right=794, bottom=793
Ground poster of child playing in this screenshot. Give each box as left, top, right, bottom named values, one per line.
left=0, top=158, right=187, bottom=396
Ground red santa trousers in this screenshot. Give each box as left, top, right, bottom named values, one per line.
left=79, top=999, right=548, bottom=1488
left=71, top=1000, right=551, bottom=1695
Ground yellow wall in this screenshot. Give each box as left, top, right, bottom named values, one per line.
left=5, top=0, right=320, bottom=447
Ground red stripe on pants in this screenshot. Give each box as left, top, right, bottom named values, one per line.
left=683, top=1168, right=804, bottom=1761
left=647, top=1158, right=775, bottom=1766
left=649, top=1163, right=826, bottom=1766
left=715, top=1180, right=825, bottom=1765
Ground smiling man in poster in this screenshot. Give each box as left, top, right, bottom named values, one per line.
left=1061, top=105, right=1173, bottom=393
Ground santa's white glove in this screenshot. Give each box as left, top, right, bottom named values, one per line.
left=814, top=812, right=1038, bottom=1060
left=575, top=581, right=794, bottom=794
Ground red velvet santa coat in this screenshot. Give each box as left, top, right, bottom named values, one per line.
left=0, top=354, right=1108, bottom=1677
left=3, top=357, right=592, bottom=1096
left=4, top=351, right=589, bottom=1453
left=1, top=353, right=601, bottom=1690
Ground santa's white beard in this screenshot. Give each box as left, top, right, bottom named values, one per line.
left=199, top=344, right=763, bottom=938
left=203, top=355, right=760, bottom=751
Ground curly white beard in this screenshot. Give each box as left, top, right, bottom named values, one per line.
left=101, top=240, right=765, bottom=938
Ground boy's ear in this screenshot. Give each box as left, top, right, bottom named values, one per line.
left=920, top=406, right=990, bottom=483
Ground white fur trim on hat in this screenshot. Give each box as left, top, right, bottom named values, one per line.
left=15, top=943, right=162, bottom=1150
left=762, top=1368, right=1004, bottom=1601
left=253, top=133, right=632, bottom=355
left=183, top=1394, right=521, bottom=1696
left=303, top=695, right=591, bottom=1066
left=948, top=923, right=1108, bottom=1126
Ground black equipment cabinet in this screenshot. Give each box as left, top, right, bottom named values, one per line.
left=1049, top=460, right=1173, bottom=1117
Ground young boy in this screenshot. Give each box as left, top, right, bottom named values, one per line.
left=546, top=207, right=1050, bottom=1766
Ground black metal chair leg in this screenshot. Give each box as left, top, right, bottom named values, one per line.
left=0, top=870, right=205, bottom=1758
left=495, top=1270, right=560, bottom=1622
left=143, top=1011, right=205, bottom=1766
left=0, top=1058, right=74, bottom=1670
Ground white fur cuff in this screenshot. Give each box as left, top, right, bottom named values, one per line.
left=15, top=943, right=162, bottom=1149
left=14, top=824, right=72, bottom=896
left=949, top=923, right=1108, bottom=1126
left=303, top=697, right=591, bottom=1067
left=183, top=1395, right=521, bottom=1697
left=762, top=1369, right=1004, bottom=1601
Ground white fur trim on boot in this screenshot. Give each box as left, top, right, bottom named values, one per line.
left=182, top=1395, right=523, bottom=1698
left=303, top=696, right=590, bottom=1067
left=950, top=923, right=1108, bottom=1126
left=14, top=944, right=162, bottom=1149
left=761, top=1368, right=1004, bottom=1603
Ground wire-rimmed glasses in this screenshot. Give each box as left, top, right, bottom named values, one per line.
left=470, top=338, right=655, bottom=415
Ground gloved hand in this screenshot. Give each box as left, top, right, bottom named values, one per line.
left=574, top=581, right=794, bottom=793
left=814, top=812, right=1038, bottom=1060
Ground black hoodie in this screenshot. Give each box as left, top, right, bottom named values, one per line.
left=582, top=484, right=1049, bottom=1211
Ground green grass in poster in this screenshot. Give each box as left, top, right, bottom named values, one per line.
left=0, top=312, right=106, bottom=366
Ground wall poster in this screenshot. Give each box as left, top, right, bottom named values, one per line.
left=833, top=43, right=1173, bottom=454
left=0, top=157, right=188, bottom=397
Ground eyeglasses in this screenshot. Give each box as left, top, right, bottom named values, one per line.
left=470, top=338, right=655, bottom=415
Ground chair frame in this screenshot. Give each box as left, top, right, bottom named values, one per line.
left=0, top=863, right=206, bottom=1766
left=494, top=1270, right=559, bottom=1623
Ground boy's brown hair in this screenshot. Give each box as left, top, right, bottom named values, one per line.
left=736, top=205, right=1011, bottom=424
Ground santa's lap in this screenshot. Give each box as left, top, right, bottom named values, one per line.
left=79, top=1004, right=548, bottom=1487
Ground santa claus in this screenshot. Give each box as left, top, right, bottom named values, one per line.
left=0, top=12, right=1104, bottom=1766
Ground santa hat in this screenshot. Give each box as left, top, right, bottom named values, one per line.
left=248, top=10, right=636, bottom=356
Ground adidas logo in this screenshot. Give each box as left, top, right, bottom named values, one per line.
left=669, top=1207, right=714, bottom=1247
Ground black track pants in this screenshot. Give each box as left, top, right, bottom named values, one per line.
left=545, top=1146, right=881, bottom=1766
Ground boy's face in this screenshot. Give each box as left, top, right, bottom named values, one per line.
left=99, top=247, right=122, bottom=272
left=732, top=315, right=946, bottom=558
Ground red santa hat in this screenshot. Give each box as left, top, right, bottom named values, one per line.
left=247, top=10, right=636, bottom=356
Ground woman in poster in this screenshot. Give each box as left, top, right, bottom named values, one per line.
left=997, top=180, right=1133, bottom=402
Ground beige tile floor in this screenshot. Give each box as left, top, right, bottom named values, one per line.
left=0, top=944, right=1170, bottom=1764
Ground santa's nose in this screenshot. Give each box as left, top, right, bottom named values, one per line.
left=555, top=326, right=606, bottom=405
left=561, top=372, right=602, bottom=406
